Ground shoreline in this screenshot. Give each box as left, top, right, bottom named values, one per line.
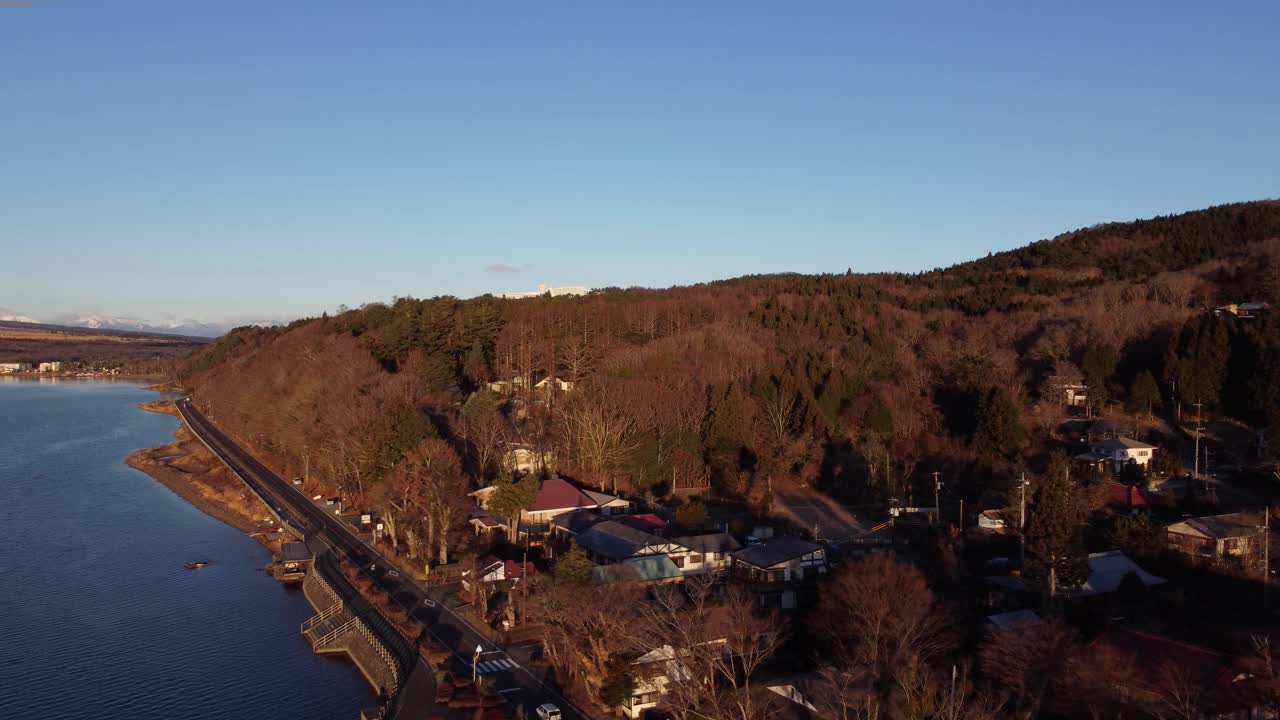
left=128, top=398, right=280, bottom=551
left=128, top=392, right=395, bottom=712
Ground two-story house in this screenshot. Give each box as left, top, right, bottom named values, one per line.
left=669, top=533, right=741, bottom=576
left=729, top=536, right=827, bottom=608
left=1075, top=437, right=1156, bottom=474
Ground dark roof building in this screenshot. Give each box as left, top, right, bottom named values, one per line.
left=671, top=533, right=741, bottom=555
left=731, top=536, right=823, bottom=570
left=551, top=509, right=605, bottom=535
left=576, top=521, right=688, bottom=562
left=281, top=542, right=312, bottom=563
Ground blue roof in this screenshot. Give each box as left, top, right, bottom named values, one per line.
left=593, top=555, right=682, bottom=583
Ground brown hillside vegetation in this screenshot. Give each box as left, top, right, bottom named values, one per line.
left=177, top=201, right=1280, bottom=552
left=127, top=402, right=271, bottom=533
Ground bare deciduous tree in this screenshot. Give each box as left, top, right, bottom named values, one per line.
left=810, top=553, right=956, bottom=694
left=560, top=382, right=639, bottom=493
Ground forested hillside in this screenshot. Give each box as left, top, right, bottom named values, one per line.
left=179, top=200, right=1280, bottom=525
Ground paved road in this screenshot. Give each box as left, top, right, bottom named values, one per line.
left=176, top=399, right=589, bottom=720
left=773, top=488, right=872, bottom=542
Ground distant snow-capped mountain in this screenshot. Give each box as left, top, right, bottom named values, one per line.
left=0, top=307, right=225, bottom=337
left=0, top=307, right=39, bottom=324
left=1, top=306, right=292, bottom=338
left=55, top=314, right=226, bottom=337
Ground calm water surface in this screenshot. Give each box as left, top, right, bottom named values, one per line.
left=0, top=379, right=371, bottom=719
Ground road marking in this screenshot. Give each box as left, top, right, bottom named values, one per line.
left=477, top=658, right=517, bottom=674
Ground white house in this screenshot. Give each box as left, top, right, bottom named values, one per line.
left=0, top=362, right=32, bottom=373
left=503, top=443, right=554, bottom=476
left=1048, top=376, right=1088, bottom=407
left=581, top=489, right=630, bottom=516
left=468, top=485, right=499, bottom=509
left=620, top=642, right=729, bottom=719
left=1076, top=437, right=1156, bottom=473
left=488, top=376, right=532, bottom=395
left=668, top=533, right=741, bottom=575
left=534, top=376, right=574, bottom=393
left=37, top=361, right=61, bottom=373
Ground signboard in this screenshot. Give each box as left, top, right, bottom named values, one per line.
left=361, top=514, right=372, bottom=525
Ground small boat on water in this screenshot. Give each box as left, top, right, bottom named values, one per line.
left=183, top=561, right=211, bottom=569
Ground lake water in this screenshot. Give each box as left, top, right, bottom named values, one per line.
left=0, top=379, right=372, bottom=719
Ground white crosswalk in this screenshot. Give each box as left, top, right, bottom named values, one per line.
left=476, top=657, right=518, bottom=674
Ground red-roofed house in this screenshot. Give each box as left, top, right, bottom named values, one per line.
left=1106, top=482, right=1151, bottom=514
left=1080, top=626, right=1264, bottom=718
left=616, top=513, right=669, bottom=535
left=522, top=477, right=624, bottom=535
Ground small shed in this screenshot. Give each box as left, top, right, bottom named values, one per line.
left=278, top=542, right=313, bottom=579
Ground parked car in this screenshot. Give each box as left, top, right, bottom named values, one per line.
left=536, top=704, right=562, bottom=720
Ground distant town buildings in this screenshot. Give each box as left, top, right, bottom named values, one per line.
left=495, top=283, right=590, bottom=300
left=0, top=361, right=87, bottom=375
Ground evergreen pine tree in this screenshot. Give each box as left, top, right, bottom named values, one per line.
left=973, top=388, right=1025, bottom=462
left=1127, top=369, right=1162, bottom=418
left=1082, top=344, right=1117, bottom=414
left=1025, top=451, right=1088, bottom=593
left=554, top=541, right=594, bottom=585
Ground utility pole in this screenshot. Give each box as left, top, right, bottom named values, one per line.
left=933, top=472, right=942, bottom=526
left=1019, top=473, right=1030, bottom=569
left=1193, top=400, right=1203, bottom=488
left=958, top=498, right=964, bottom=531
left=1019, top=473, right=1028, bottom=531
left=1263, top=506, right=1271, bottom=609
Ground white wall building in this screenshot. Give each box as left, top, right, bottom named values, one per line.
left=1076, top=437, right=1157, bottom=473
left=495, top=283, right=590, bottom=300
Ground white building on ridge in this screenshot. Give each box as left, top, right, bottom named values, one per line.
left=495, top=283, right=590, bottom=300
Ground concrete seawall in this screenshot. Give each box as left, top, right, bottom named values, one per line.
left=301, top=559, right=403, bottom=699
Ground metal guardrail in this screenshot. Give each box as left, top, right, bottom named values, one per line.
left=315, top=617, right=359, bottom=650
left=312, top=566, right=342, bottom=607
left=314, top=551, right=414, bottom=677
left=355, top=616, right=400, bottom=695
left=301, top=597, right=344, bottom=633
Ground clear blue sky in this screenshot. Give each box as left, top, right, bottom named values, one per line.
left=2, top=1, right=1277, bottom=326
